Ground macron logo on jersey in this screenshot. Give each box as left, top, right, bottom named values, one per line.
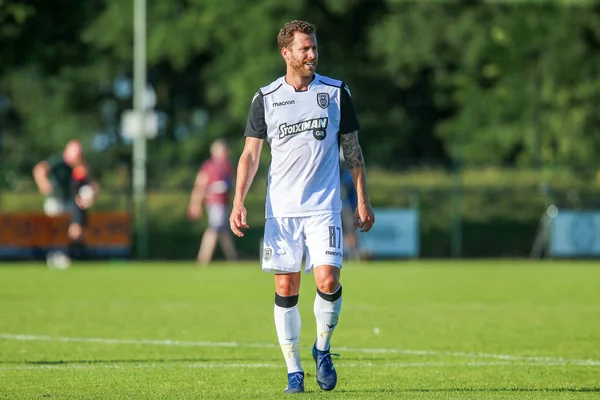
left=272, top=100, right=295, bottom=107
left=278, top=118, right=329, bottom=139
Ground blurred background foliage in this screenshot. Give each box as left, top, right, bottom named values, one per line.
left=2, top=0, right=599, bottom=178
left=1, top=0, right=600, bottom=258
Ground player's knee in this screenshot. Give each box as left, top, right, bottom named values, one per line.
left=68, top=223, right=83, bottom=241
left=314, top=265, right=340, bottom=293
left=275, top=281, right=296, bottom=297
left=275, top=274, right=301, bottom=296
left=316, top=274, right=340, bottom=294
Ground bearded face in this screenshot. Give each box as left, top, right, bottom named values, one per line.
left=283, top=32, right=318, bottom=78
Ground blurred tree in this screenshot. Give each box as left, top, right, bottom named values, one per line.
left=370, top=0, right=600, bottom=168
left=81, top=0, right=386, bottom=171
left=0, top=0, right=106, bottom=186
left=1, top=0, right=600, bottom=190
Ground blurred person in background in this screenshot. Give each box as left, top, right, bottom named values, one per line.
left=33, top=139, right=100, bottom=267
left=229, top=20, right=375, bottom=393
left=188, top=139, right=238, bottom=265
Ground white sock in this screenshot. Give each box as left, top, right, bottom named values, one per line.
left=314, top=285, right=342, bottom=351
left=274, top=295, right=302, bottom=373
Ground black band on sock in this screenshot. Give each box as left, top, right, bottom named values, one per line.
left=317, top=285, right=342, bottom=302
left=275, top=293, right=299, bottom=308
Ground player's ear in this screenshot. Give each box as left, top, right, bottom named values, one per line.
left=280, top=46, right=289, bottom=60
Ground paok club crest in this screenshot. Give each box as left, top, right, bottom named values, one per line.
left=317, top=93, right=329, bottom=109
left=263, top=247, right=273, bottom=262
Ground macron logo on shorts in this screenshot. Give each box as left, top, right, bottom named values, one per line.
left=326, top=250, right=343, bottom=257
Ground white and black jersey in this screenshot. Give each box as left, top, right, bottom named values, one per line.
left=244, top=73, right=360, bottom=218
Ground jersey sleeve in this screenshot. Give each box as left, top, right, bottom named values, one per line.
left=339, top=83, right=360, bottom=135
left=244, top=91, right=267, bottom=139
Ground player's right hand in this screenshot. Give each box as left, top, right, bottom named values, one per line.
left=355, top=202, right=375, bottom=232
left=187, top=203, right=202, bottom=220
left=229, top=203, right=249, bottom=237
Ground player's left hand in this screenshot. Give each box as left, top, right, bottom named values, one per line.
left=229, top=202, right=249, bottom=237
left=75, top=185, right=95, bottom=209
left=354, top=202, right=375, bottom=232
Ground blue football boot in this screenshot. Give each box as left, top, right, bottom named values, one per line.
left=312, top=344, right=338, bottom=391
left=283, top=371, right=304, bottom=394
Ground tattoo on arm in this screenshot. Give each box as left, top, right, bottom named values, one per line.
left=340, top=131, right=364, bottom=170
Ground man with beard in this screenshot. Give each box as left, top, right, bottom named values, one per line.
left=229, top=20, right=375, bottom=393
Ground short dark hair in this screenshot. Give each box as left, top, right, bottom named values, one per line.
left=277, top=20, right=317, bottom=50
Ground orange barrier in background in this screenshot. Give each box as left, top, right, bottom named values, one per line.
left=86, top=213, right=131, bottom=248
left=0, top=212, right=130, bottom=258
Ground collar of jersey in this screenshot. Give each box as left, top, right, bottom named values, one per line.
left=282, top=74, right=319, bottom=92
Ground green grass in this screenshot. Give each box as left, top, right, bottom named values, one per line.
left=0, top=260, right=599, bottom=399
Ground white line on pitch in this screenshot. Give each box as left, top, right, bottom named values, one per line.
left=0, top=334, right=239, bottom=348
left=334, top=346, right=600, bottom=366
left=0, top=361, right=588, bottom=371
left=1, top=333, right=599, bottom=366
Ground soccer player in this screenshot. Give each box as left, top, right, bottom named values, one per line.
left=33, top=140, right=100, bottom=265
left=188, top=139, right=238, bottom=265
left=229, top=20, right=375, bottom=393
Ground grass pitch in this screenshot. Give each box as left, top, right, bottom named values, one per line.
left=0, top=260, right=599, bottom=399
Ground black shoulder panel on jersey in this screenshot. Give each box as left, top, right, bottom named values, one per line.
left=339, top=81, right=360, bottom=135
left=262, top=83, right=283, bottom=97
left=244, top=91, right=267, bottom=139
left=318, top=79, right=342, bottom=89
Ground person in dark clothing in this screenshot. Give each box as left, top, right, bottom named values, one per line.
left=33, top=140, right=100, bottom=265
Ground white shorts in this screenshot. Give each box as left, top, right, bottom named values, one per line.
left=206, top=203, right=228, bottom=231
left=261, top=213, right=344, bottom=274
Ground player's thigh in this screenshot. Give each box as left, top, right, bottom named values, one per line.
left=262, top=217, right=304, bottom=273
left=303, top=213, right=344, bottom=271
